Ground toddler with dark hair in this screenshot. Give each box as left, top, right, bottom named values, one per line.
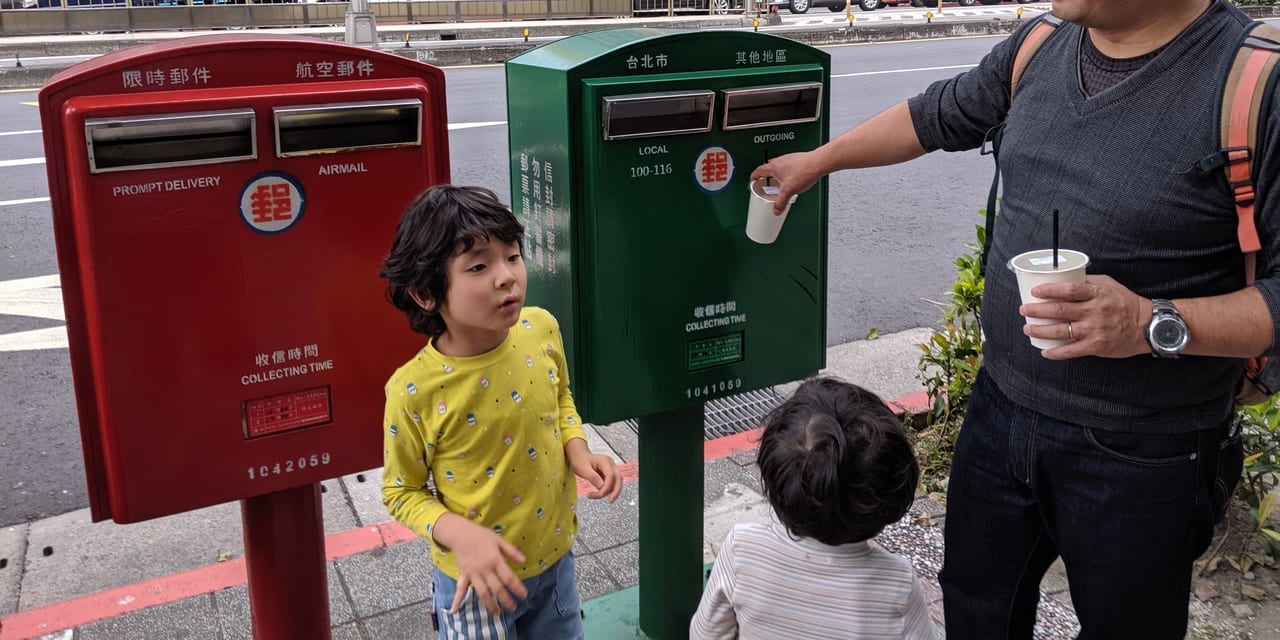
left=690, top=377, right=937, bottom=639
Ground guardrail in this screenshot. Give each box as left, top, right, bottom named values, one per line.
left=0, top=0, right=742, bottom=35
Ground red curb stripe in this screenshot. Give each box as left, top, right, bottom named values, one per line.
left=0, top=392, right=930, bottom=639
left=0, top=558, right=247, bottom=640
left=703, top=426, right=763, bottom=460
left=889, top=390, right=931, bottom=416
left=322, top=525, right=388, bottom=563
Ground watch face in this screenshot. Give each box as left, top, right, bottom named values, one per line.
left=1153, top=317, right=1188, bottom=349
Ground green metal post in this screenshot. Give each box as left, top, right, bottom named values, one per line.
left=638, top=403, right=705, bottom=639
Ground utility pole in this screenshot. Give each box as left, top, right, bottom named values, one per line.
left=345, top=0, right=377, bottom=47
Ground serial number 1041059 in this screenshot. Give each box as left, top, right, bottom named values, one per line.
left=685, top=378, right=743, bottom=399
left=247, top=452, right=331, bottom=480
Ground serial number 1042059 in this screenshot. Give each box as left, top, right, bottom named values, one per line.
left=247, top=452, right=331, bottom=480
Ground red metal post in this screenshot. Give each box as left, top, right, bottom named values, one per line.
left=241, top=483, right=332, bottom=640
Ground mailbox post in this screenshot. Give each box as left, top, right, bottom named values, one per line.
left=507, top=29, right=829, bottom=638
left=38, top=35, right=450, bottom=638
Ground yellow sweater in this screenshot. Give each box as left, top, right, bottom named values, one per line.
left=381, top=306, right=587, bottom=580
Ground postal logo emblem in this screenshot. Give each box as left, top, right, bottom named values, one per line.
left=695, top=146, right=734, bottom=193
left=240, top=173, right=305, bottom=234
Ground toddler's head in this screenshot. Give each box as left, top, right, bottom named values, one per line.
left=380, top=185, right=525, bottom=338
left=756, top=377, right=919, bottom=545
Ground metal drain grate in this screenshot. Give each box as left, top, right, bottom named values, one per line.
left=624, top=387, right=787, bottom=440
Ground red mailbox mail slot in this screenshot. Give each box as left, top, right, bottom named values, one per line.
left=38, top=35, right=448, bottom=523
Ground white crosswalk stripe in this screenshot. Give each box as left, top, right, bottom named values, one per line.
left=0, top=274, right=67, bottom=352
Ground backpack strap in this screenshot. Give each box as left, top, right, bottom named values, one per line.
left=1221, top=21, right=1280, bottom=284
left=1011, top=14, right=1064, bottom=101
left=980, top=14, right=1064, bottom=276
left=1219, top=21, right=1280, bottom=403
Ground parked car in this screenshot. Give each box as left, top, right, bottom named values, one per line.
left=771, top=0, right=1034, bottom=14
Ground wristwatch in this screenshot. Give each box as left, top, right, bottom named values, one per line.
left=1146, top=299, right=1189, bottom=359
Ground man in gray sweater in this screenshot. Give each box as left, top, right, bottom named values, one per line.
left=754, top=0, right=1276, bottom=637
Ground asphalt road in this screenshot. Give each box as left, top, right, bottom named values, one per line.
left=0, top=34, right=996, bottom=527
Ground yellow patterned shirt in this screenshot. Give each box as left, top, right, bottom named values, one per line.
left=381, top=306, right=586, bottom=580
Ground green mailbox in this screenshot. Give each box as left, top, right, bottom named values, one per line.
left=506, top=29, right=830, bottom=425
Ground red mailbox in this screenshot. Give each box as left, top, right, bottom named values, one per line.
left=39, top=35, right=449, bottom=524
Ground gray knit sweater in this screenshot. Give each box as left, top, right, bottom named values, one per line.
left=907, top=0, right=1280, bottom=433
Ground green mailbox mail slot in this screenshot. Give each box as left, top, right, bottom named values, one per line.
left=507, top=29, right=830, bottom=424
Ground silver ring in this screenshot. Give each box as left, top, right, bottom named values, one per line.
left=1067, top=322, right=1075, bottom=340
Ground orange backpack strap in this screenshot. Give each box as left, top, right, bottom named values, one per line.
left=1221, top=22, right=1280, bottom=283
left=1010, top=14, right=1064, bottom=100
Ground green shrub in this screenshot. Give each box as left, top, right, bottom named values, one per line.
left=1236, top=400, right=1280, bottom=561
left=912, top=216, right=986, bottom=494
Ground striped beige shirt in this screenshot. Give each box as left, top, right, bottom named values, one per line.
left=690, top=519, right=939, bottom=639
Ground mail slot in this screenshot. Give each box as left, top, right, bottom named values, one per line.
left=602, top=90, right=715, bottom=140
left=722, top=82, right=823, bottom=130
left=39, top=34, right=451, bottom=523
left=85, top=108, right=257, bottom=173
left=274, top=99, right=422, bottom=156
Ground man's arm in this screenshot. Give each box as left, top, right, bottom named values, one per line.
left=1022, top=278, right=1273, bottom=359
left=1177, top=287, right=1273, bottom=358
left=750, top=102, right=925, bottom=212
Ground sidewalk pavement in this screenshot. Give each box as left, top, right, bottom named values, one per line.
left=0, top=327, right=1092, bottom=640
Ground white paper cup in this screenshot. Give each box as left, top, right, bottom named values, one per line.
left=1008, top=249, right=1090, bottom=350
left=746, top=177, right=797, bottom=245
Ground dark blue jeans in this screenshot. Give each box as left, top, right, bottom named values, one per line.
left=940, top=371, right=1243, bottom=640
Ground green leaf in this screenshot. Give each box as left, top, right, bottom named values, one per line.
left=1263, top=528, right=1280, bottom=542
left=1259, top=492, right=1275, bottom=523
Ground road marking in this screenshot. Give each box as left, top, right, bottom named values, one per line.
left=0, top=326, right=67, bottom=352
left=824, top=62, right=972, bottom=78
left=0, top=129, right=40, bottom=136
left=0, top=157, right=44, bottom=167
left=22, top=101, right=37, bottom=107
left=449, top=120, right=505, bottom=130
left=0, top=196, right=50, bottom=207
left=0, top=274, right=67, bottom=352
left=833, top=63, right=975, bottom=78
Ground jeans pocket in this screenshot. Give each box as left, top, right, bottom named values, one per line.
left=1083, top=428, right=1201, bottom=467
left=1212, top=427, right=1245, bottom=524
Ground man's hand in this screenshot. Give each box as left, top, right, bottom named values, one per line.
left=565, top=438, right=622, bottom=502
left=750, top=151, right=823, bottom=214
left=432, top=514, right=528, bottom=616
left=1020, top=274, right=1151, bottom=360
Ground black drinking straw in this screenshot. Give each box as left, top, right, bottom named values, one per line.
left=1052, top=209, right=1060, bottom=269
left=764, top=150, right=772, bottom=186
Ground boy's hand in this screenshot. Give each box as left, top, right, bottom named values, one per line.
left=433, top=514, right=528, bottom=616
left=566, top=439, right=622, bottom=503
